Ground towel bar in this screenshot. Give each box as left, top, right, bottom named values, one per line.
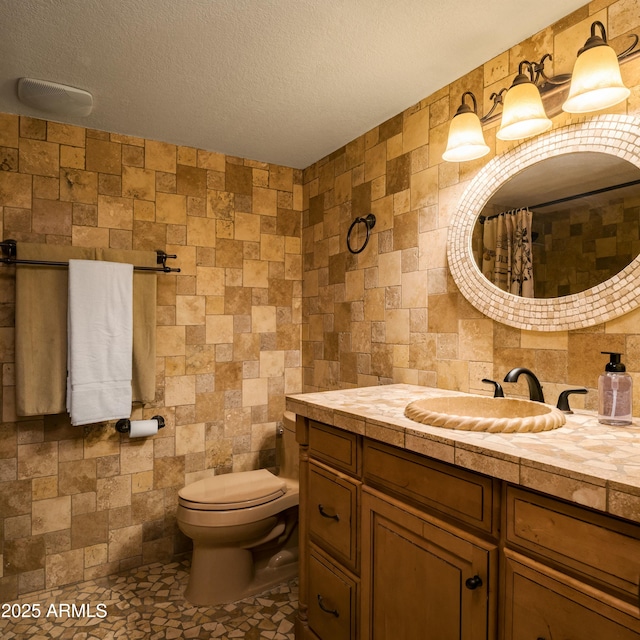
left=0, top=240, right=181, bottom=273
left=116, top=415, right=165, bottom=433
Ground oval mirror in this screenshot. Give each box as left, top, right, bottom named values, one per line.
left=448, top=114, right=640, bottom=331
left=473, top=151, right=640, bottom=298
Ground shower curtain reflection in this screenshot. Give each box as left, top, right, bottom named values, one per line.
left=481, top=208, right=534, bottom=297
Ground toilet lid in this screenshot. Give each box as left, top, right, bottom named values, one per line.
left=178, top=469, right=287, bottom=510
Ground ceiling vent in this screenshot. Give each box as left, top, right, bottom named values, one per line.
left=17, top=78, right=93, bottom=117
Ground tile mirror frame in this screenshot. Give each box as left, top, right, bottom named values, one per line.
left=447, top=114, right=640, bottom=331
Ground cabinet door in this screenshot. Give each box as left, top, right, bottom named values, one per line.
left=361, top=487, right=496, bottom=640
left=502, top=550, right=640, bottom=640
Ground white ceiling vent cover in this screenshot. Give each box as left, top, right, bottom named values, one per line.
left=17, top=78, right=93, bottom=117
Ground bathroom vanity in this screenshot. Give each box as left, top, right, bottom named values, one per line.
left=287, top=384, right=640, bottom=639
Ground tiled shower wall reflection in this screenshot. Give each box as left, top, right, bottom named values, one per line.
left=0, top=116, right=303, bottom=600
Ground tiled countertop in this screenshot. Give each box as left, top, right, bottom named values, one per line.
left=286, top=384, right=640, bottom=525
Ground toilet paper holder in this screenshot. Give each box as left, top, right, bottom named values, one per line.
left=116, top=415, right=165, bottom=433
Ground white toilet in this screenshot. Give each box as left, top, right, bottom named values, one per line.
left=177, top=413, right=299, bottom=606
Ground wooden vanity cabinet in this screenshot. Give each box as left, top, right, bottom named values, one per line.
left=296, top=417, right=640, bottom=639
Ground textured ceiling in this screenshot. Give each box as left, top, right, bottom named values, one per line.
left=0, top=0, right=587, bottom=169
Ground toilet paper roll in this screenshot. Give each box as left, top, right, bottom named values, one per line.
left=129, top=419, right=158, bottom=438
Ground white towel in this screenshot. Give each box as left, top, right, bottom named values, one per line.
left=67, top=259, right=134, bottom=426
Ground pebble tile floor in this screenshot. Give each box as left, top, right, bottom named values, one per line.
left=0, top=558, right=298, bottom=639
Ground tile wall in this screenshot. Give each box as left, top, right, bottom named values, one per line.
left=300, top=0, right=640, bottom=405
left=0, top=117, right=303, bottom=600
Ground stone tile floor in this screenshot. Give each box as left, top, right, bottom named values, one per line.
left=0, top=558, right=298, bottom=639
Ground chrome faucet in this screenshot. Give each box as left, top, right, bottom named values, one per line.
left=503, top=367, right=545, bottom=403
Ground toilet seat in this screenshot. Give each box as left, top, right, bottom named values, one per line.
left=178, top=469, right=287, bottom=511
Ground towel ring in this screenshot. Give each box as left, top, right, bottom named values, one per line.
left=346, top=213, right=376, bottom=254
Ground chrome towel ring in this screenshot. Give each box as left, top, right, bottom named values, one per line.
left=346, top=213, right=376, bottom=254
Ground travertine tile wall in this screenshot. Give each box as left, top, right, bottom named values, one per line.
left=301, top=0, right=640, bottom=408
left=0, top=116, right=303, bottom=599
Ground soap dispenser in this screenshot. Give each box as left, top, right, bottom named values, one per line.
left=598, top=352, right=633, bottom=426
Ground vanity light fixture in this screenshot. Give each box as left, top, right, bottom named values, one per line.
left=442, top=21, right=639, bottom=162
left=442, top=92, right=490, bottom=162
left=562, top=21, right=631, bottom=113
left=496, top=61, right=552, bottom=141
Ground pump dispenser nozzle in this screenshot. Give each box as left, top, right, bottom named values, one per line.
left=602, top=351, right=626, bottom=372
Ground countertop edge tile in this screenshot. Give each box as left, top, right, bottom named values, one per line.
left=454, top=447, right=520, bottom=483
left=519, top=464, right=608, bottom=511
left=607, top=487, right=640, bottom=522
left=333, top=411, right=366, bottom=435
left=404, top=433, right=456, bottom=464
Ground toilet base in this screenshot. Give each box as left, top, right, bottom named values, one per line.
left=184, top=544, right=298, bottom=606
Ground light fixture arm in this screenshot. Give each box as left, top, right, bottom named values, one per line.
left=619, top=33, right=640, bottom=60
left=580, top=20, right=608, bottom=54
left=532, top=53, right=572, bottom=86
left=456, top=91, right=479, bottom=116
left=481, top=88, right=507, bottom=122
left=516, top=60, right=537, bottom=83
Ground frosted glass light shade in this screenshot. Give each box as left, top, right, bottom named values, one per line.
left=562, top=44, right=630, bottom=113
left=442, top=111, right=490, bottom=162
left=497, top=81, right=552, bottom=141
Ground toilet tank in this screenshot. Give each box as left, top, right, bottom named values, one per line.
left=277, top=412, right=299, bottom=480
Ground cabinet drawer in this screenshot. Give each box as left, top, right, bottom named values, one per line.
left=364, top=439, right=497, bottom=534
left=505, top=486, right=640, bottom=602
left=502, top=550, right=640, bottom=639
left=309, top=461, right=359, bottom=570
left=308, top=547, right=358, bottom=640
left=309, top=421, right=360, bottom=475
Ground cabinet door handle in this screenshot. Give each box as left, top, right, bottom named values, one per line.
left=465, top=575, right=483, bottom=590
left=317, top=594, right=340, bottom=617
left=318, top=504, right=340, bottom=521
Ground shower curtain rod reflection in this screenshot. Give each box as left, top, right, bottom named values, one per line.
left=0, top=239, right=181, bottom=273
left=479, top=177, right=640, bottom=223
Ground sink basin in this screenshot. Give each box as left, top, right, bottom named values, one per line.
left=404, top=395, right=566, bottom=433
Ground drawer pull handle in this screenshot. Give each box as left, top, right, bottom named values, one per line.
left=317, top=594, right=340, bottom=617
left=318, top=504, right=340, bottom=521
left=465, top=575, right=483, bottom=590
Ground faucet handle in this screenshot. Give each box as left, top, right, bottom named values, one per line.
left=556, top=388, right=587, bottom=413
left=482, top=378, right=505, bottom=398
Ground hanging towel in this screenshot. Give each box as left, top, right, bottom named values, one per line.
left=15, top=243, right=95, bottom=416
left=67, top=259, right=133, bottom=426
left=96, top=248, right=157, bottom=403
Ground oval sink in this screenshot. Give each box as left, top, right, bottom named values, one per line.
left=404, top=395, right=565, bottom=433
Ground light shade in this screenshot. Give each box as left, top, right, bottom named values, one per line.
left=562, top=38, right=630, bottom=113
left=442, top=92, right=490, bottom=163
left=497, top=77, right=552, bottom=141
left=442, top=111, right=490, bottom=162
